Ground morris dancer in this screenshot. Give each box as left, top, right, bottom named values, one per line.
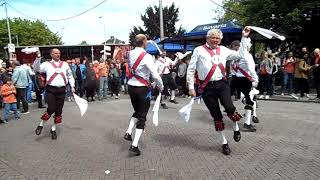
left=231, top=38, right=259, bottom=132
left=156, top=51, right=180, bottom=109
left=124, top=34, right=163, bottom=156
left=187, top=27, right=251, bottom=155
left=35, top=48, right=75, bottom=140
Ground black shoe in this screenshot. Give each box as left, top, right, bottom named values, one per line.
left=252, top=116, right=259, bottom=123
left=35, top=126, right=43, bottom=135
left=161, top=103, right=168, bottom=109
left=233, top=131, right=241, bottom=142
left=222, top=144, right=231, bottom=155
left=38, top=105, right=46, bottom=109
left=124, top=133, right=132, bottom=141
left=129, top=145, right=141, bottom=156
left=51, top=130, right=57, bottom=140
left=169, top=99, right=179, bottom=104
left=243, top=123, right=256, bottom=132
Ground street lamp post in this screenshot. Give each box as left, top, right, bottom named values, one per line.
left=159, top=0, right=164, bottom=40
left=4, top=1, right=12, bottom=44
left=99, top=16, right=107, bottom=60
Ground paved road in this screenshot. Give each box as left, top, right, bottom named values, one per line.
left=1, top=95, right=320, bottom=180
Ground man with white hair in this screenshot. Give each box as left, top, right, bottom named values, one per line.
left=231, top=38, right=259, bottom=132
left=187, top=27, right=251, bottom=155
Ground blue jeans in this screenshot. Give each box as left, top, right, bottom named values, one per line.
left=282, top=72, right=293, bottom=94
left=2, top=103, right=20, bottom=121
left=26, top=83, right=33, bottom=103
left=99, top=77, right=108, bottom=98
left=66, top=83, right=72, bottom=98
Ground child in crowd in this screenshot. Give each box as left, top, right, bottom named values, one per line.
left=0, top=77, right=20, bottom=122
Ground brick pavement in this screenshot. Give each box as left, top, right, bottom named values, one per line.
left=0, top=95, right=320, bottom=180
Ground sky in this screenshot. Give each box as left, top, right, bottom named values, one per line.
left=1, top=0, right=224, bottom=45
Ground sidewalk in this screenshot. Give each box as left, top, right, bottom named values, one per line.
left=257, top=94, right=320, bottom=103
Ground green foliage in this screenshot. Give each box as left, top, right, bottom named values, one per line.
left=0, top=18, right=62, bottom=48
left=79, top=40, right=88, bottom=45
left=129, top=3, right=186, bottom=45
left=221, top=0, right=320, bottom=47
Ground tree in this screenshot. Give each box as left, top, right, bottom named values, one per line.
left=0, top=18, right=62, bottom=48
left=79, top=40, right=88, bottom=45
left=129, top=3, right=186, bottom=45
left=220, top=0, right=320, bottom=48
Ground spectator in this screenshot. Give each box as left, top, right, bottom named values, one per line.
left=292, top=53, right=312, bottom=99
left=85, top=63, right=98, bottom=102
left=120, top=59, right=129, bottom=94
left=109, top=63, right=120, bottom=99
left=1, top=76, right=20, bottom=122
left=98, top=60, right=109, bottom=100
left=312, top=48, right=320, bottom=100
left=281, top=52, right=295, bottom=96
left=75, top=57, right=87, bottom=98
left=12, top=61, right=31, bottom=114
left=22, top=63, right=35, bottom=103
left=258, top=51, right=273, bottom=99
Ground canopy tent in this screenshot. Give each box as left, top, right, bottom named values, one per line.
left=184, top=21, right=242, bottom=37
left=146, top=39, right=195, bottom=55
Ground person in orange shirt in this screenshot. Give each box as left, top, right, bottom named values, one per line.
left=98, top=60, right=109, bottom=100
left=1, top=77, right=20, bottom=122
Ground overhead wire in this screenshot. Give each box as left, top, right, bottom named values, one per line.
left=5, top=0, right=109, bottom=21
left=208, top=0, right=248, bottom=18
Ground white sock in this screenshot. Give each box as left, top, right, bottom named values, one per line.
left=126, top=117, right=137, bottom=135
left=132, top=129, right=143, bottom=147
left=253, top=102, right=257, bottom=117
left=51, top=124, right=56, bottom=131
left=245, top=109, right=252, bottom=125
left=39, top=120, right=45, bottom=127
left=170, top=90, right=175, bottom=100
left=219, top=131, right=228, bottom=145
left=233, top=121, right=239, bottom=131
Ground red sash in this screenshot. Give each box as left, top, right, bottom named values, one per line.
left=128, top=52, right=150, bottom=86
left=46, top=61, right=67, bottom=86
left=198, top=45, right=226, bottom=93
left=158, top=59, right=170, bottom=75
left=232, top=62, right=253, bottom=81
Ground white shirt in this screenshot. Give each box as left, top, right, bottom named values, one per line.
left=127, top=47, right=163, bottom=90
left=155, top=56, right=179, bottom=75
left=233, top=51, right=259, bottom=82
left=187, top=37, right=250, bottom=90
left=40, top=60, right=75, bottom=88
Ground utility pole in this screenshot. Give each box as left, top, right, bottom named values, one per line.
left=4, top=1, right=12, bottom=44
left=159, top=0, right=164, bottom=40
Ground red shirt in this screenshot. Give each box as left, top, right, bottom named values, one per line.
left=283, top=57, right=295, bottom=73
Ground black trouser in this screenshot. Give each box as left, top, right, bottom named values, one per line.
left=294, top=78, right=309, bottom=97
left=76, top=80, right=84, bottom=97
left=110, top=77, right=120, bottom=96
left=315, top=78, right=320, bottom=98
left=233, top=77, right=254, bottom=106
left=178, top=75, right=188, bottom=96
left=128, top=85, right=150, bottom=129
left=162, top=74, right=177, bottom=96
left=230, top=75, right=241, bottom=99
left=36, top=88, right=44, bottom=107
left=258, top=74, right=272, bottom=95
left=46, top=85, right=66, bottom=117
left=16, top=88, right=28, bottom=112
left=202, top=80, right=236, bottom=120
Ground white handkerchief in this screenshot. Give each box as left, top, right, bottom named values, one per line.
left=179, top=98, right=195, bottom=122
left=73, top=93, right=88, bottom=117
left=249, top=26, right=285, bottom=41
left=152, top=93, right=161, bottom=126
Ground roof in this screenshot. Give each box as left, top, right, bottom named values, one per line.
left=184, top=21, right=242, bottom=37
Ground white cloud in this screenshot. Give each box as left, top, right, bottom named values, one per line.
left=1, top=0, right=224, bottom=45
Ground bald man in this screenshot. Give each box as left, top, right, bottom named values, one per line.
left=35, top=48, right=75, bottom=140
left=124, top=34, right=163, bottom=156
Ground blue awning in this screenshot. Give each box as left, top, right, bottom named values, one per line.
left=184, top=21, right=242, bottom=37
left=146, top=41, right=195, bottom=54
